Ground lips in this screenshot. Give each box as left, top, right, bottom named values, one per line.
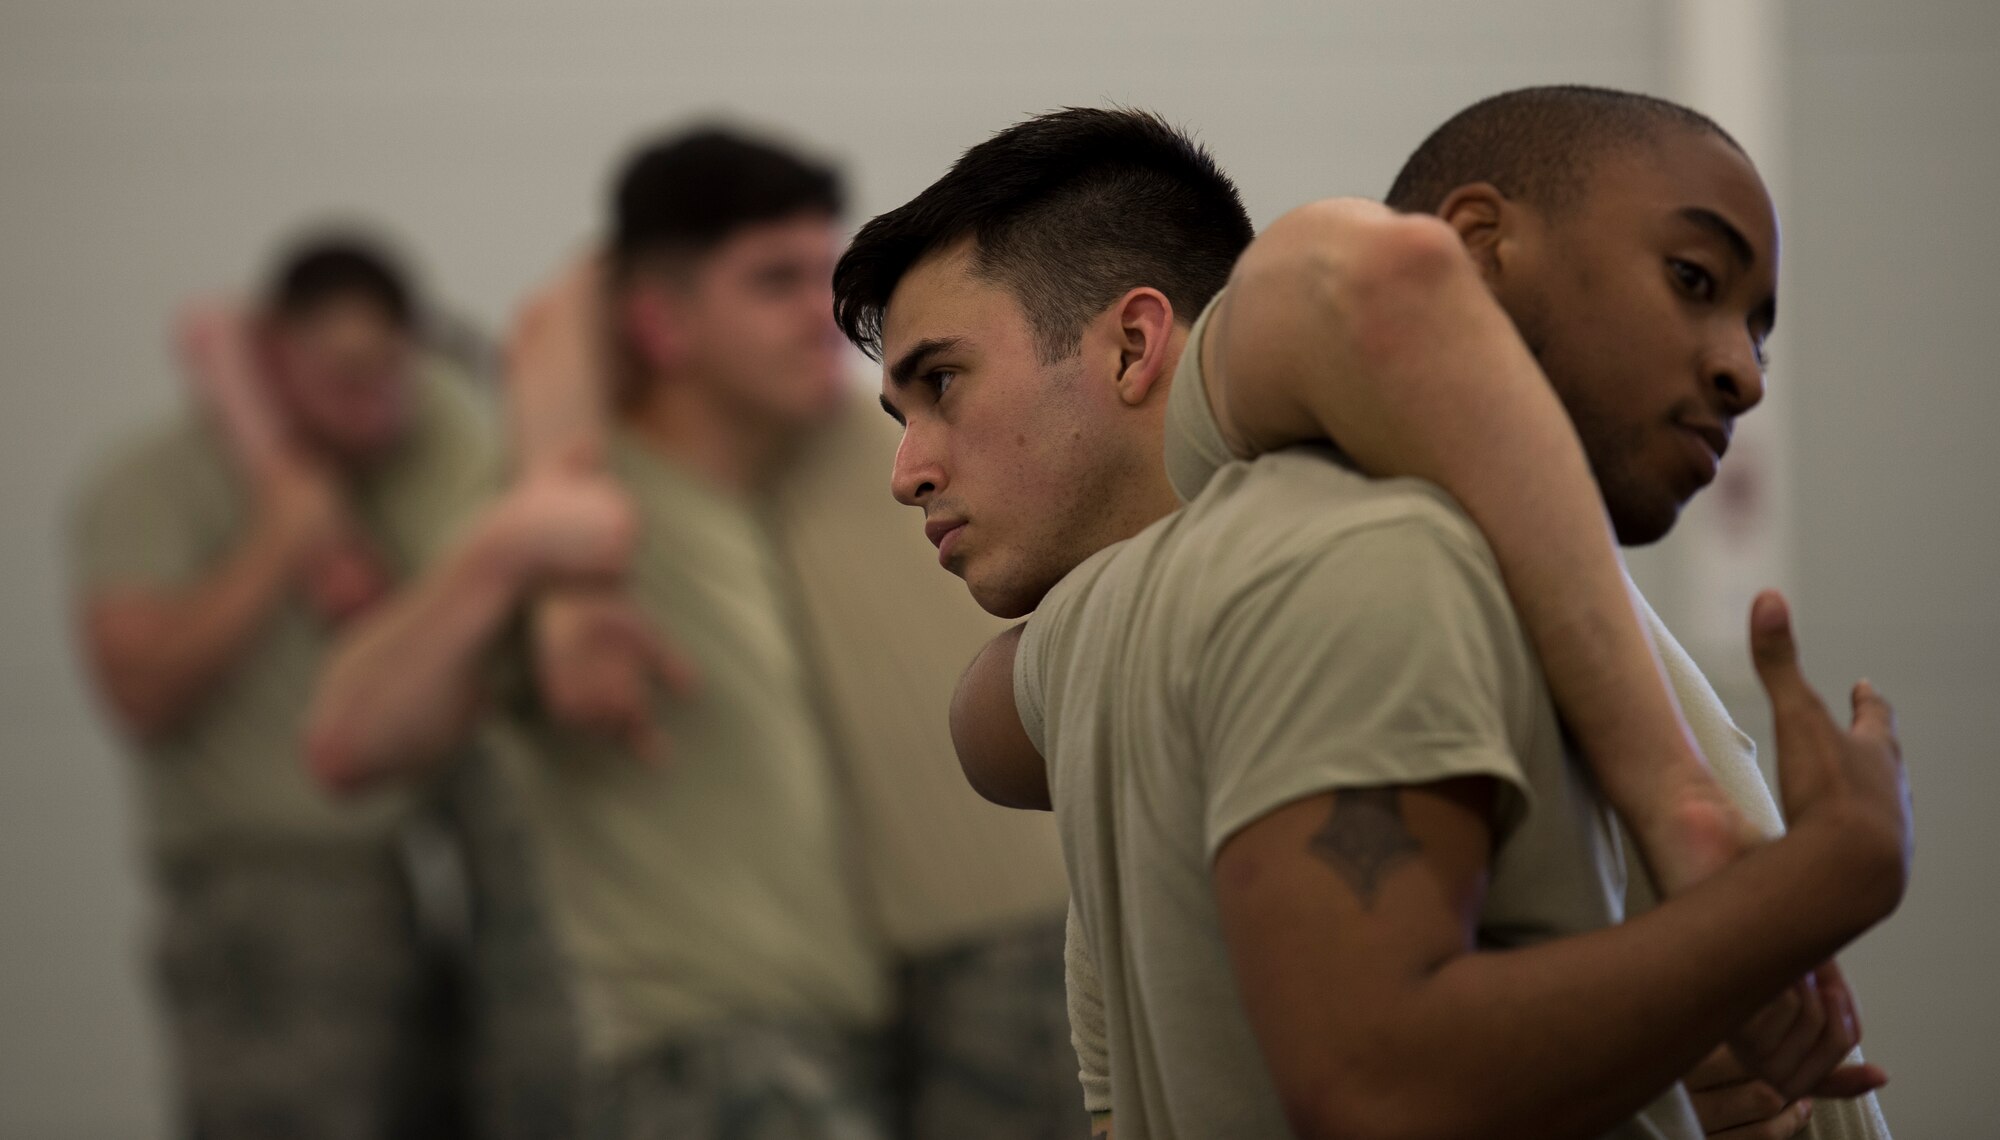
left=924, top=517, right=968, bottom=567
left=1683, top=421, right=1731, bottom=464
left=1677, top=422, right=1728, bottom=485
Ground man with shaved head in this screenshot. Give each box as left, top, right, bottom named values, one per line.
left=837, top=90, right=1905, bottom=1139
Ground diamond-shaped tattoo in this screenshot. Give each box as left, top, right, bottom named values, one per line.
left=1308, top=787, right=1422, bottom=910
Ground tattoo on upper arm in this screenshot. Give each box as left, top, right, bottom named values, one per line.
left=1309, top=788, right=1422, bottom=909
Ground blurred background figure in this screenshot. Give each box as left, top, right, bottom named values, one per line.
left=308, top=125, right=1077, bottom=1139
left=68, top=233, right=499, bottom=1138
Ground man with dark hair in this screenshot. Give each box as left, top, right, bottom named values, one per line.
left=70, top=232, right=492, bottom=1138
left=834, top=107, right=1253, bottom=621
left=269, top=239, right=419, bottom=329
left=839, top=95, right=1904, bottom=1139
left=309, top=124, right=1080, bottom=1139
left=835, top=108, right=1251, bottom=368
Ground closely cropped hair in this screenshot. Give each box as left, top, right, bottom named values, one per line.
left=1385, top=85, right=1742, bottom=215
left=833, top=107, right=1254, bottom=362
left=611, top=126, right=844, bottom=274
left=265, top=233, right=417, bottom=329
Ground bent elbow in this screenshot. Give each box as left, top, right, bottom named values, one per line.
left=303, top=714, right=374, bottom=798
left=1283, top=1078, right=1477, bottom=1140
left=98, top=674, right=187, bottom=745
left=1332, top=215, right=1468, bottom=347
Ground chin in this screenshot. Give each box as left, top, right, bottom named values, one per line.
left=968, top=583, right=1034, bottom=621
left=1610, top=500, right=1681, bottom=547
left=966, top=569, right=1041, bottom=621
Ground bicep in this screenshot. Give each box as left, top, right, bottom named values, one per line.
left=949, top=624, right=1048, bottom=810
left=1211, top=778, right=1497, bottom=1119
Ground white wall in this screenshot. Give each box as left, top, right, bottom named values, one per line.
left=0, top=1, right=1989, bottom=1134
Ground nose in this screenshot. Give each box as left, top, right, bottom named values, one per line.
left=891, top=421, right=944, bottom=507
left=1707, top=330, right=1767, bottom=417
left=1704, top=332, right=1768, bottom=418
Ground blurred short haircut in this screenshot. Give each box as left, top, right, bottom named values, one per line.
left=610, top=126, right=844, bottom=276
left=833, top=107, right=1254, bottom=363
left=1385, top=84, right=1742, bottom=216
left=265, top=233, right=417, bottom=330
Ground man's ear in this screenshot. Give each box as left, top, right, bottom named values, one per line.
left=1108, top=287, right=1176, bottom=407
left=619, top=280, right=688, bottom=376
left=1436, top=182, right=1512, bottom=284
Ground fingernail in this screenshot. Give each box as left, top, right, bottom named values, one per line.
left=1800, top=1098, right=1814, bottom=1119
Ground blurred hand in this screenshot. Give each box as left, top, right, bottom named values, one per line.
left=533, top=589, right=698, bottom=764
left=255, top=451, right=352, bottom=567
left=301, top=534, right=393, bottom=627
left=1686, top=1043, right=1812, bottom=1138
left=176, top=300, right=255, bottom=386
left=494, top=463, right=637, bottom=585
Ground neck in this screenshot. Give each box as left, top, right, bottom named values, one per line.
left=621, top=372, right=795, bottom=493
left=1108, top=472, right=1181, bottom=543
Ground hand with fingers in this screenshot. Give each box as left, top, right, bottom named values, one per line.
left=532, top=588, right=699, bottom=765
left=1724, top=590, right=1912, bottom=1102
left=1686, top=1043, right=1814, bottom=1139
left=496, top=461, right=639, bottom=586
left=179, top=299, right=393, bottom=625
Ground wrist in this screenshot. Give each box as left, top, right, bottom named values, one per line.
left=464, top=499, right=540, bottom=594
left=246, top=506, right=318, bottom=579
left=1781, top=810, right=1907, bottom=934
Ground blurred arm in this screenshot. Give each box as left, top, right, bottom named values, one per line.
left=306, top=469, right=635, bottom=793
left=83, top=499, right=318, bottom=742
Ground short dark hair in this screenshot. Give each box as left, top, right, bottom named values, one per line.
left=265, top=233, right=416, bottom=329
left=833, top=107, right=1254, bottom=362
left=610, top=126, right=844, bottom=274
left=1385, top=85, right=1742, bottom=215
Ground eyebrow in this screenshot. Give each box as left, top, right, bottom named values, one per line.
left=1679, top=206, right=1757, bottom=270
left=887, top=335, right=964, bottom=389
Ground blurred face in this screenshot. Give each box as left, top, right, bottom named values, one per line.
left=879, top=242, right=1163, bottom=618
left=1492, top=128, right=1779, bottom=545
left=663, top=211, right=850, bottom=429
left=265, top=297, right=415, bottom=466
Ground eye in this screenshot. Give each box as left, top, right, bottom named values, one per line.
left=1668, top=259, right=1717, bottom=302
left=925, top=368, right=958, bottom=397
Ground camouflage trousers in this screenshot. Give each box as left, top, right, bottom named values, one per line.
left=581, top=1021, right=892, bottom=1140
left=440, top=750, right=586, bottom=1140
left=577, top=917, right=1082, bottom=1140
left=892, top=916, right=1086, bottom=1140
left=153, top=846, right=464, bottom=1140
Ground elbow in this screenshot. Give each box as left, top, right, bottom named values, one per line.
left=98, top=675, right=188, bottom=745
left=1279, top=1070, right=1483, bottom=1140
left=1269, top=202, right=1469, bottom=358
left=1327, top=214, right=1469, bottom=354
left=303, top=711, right=376, bottom=798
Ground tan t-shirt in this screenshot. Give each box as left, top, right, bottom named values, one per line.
left=1019, top=307, right=1702, bottom=1139
left=1071, top=293, right=1891, bottom=1139
left=71, top=362, right=496, bottom=861
left=493, top=427, right=888, bottom=1065
left=768, top=394, right=1069, bottom=955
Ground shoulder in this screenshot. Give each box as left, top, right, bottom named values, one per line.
left=75, top=411, right=228, bottom=513
left=405, top=357, right=499, bottom=464
left=1180, top=448, right=1501, bottom=604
